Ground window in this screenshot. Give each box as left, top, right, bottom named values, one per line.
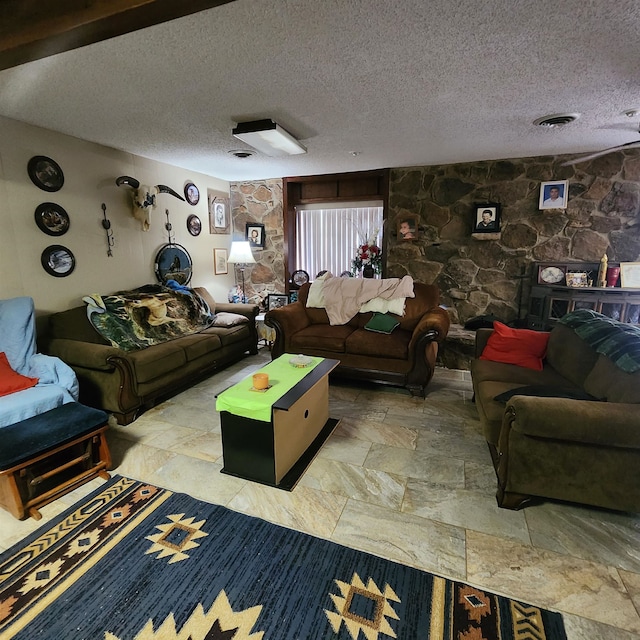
left=295, top=202, right=383, bottom=278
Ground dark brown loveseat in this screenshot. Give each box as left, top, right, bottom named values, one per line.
left=42, top=287, right=258, bottom=425
left=265, top=280, right=450, bottom=396
left=471, top=311, right=640, bottom=513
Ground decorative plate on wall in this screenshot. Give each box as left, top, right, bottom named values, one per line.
left=187, top=214, right=201, bottom=236
left=291, top=269, right=310, bottom=288
left=28, top=156, right=64, bottom=192
left=34, top=202, right=70, bottom=236
left=41, top=245, right=75, bottom=277
left=155, top=243, right=193, bottom=285
left=184, top=182, right=200, bottom=205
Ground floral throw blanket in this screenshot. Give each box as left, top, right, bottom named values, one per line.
left=84, top=285, right=214, bottom=351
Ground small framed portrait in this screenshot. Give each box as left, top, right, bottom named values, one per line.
left=267, top=293, right=289, bottom=311
left=539, top=180, right=568, bottom=210
left=214, top=248, right=228, bottom=275
left=186, top=214, right=201, bottom=236
left=184, top=182, right=200, bottom=206
left=28, top=155, right=64, bottom=192
left=620, top=262, right=640, bottom=288
left=397, top=213, right=420, bottom=241
left=246, top=223, right=266, bottom=249
left=41, top=245, right=75, bottom=277
left=566, top=271, right=589, bottom=287
left=208, top=189, right=230, bottom=234
left=473, top=203, right=501, bottom=233
left=34, top=202, right=70, bottom=236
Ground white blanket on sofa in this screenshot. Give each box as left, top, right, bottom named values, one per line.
left=311, top=274, right=415, bottom=325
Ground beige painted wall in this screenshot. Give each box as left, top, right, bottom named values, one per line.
left=0, top=116, right=236, bottom=315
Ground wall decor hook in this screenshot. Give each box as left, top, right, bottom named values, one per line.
left=101, top=203, right=114, bottom=257
left=165, top=208, right=175, bottom=244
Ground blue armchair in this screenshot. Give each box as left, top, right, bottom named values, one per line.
left=0, top=296, right=79, bottom=427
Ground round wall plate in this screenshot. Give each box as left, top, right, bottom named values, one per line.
left=34, top=202, right=70, bottom=236
left=291, top=269, right=310, bottom=288
left=28, top=155, right=64, bottom=192
left=187, top=214, right=201, bottom=236
left=155, top=243, right=193, bottom=285
left=184, top=182, right=200, bottom=205
left=41, top=244, right=75, bottom=277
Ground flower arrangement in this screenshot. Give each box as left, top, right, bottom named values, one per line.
left=351, top=238, right=382, bottom=276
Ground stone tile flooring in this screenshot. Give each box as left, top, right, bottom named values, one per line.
left=1, top=349, right=639, bottom=639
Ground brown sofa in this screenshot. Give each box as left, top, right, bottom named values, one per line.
left=42, top=287, right=258, bottom=425
left=265, top=281, right=450, bottom=396
left=471, top=312, right=640, bottom=513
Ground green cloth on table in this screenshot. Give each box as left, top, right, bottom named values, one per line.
left=216, top=354, right=322, bottom=423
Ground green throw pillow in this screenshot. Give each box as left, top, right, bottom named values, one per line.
left=365, top=312, right=399, bottom=334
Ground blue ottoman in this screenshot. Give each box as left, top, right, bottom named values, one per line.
left=0, top=403, right=111, bottom=520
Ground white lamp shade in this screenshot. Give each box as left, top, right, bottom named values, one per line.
left=227, top=241, right=256, bottom=265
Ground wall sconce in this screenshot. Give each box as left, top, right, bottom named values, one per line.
left=227, top=241, right=256, bottom=303
left=232, top=119, right=306, bottom=156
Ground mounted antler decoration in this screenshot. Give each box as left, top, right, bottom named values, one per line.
left=116, top=175, right=185, bottom=231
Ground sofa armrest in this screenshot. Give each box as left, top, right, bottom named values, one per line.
left=46, top=338, right=125, bottom=371
left=265, top=302, right=311, bottom=357
left=502, top=395, right=640, bottom=449
left=409, top=307, right=451, bottom=346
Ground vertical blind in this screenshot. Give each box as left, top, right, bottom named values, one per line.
left=295, top=204, right=383, bottom=278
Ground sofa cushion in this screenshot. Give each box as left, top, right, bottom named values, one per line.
left=470, top=358, right=570, bottom=388
left=290, top=324, right=355, bottom=353
left=126, top=340, right=187, bottom=384
left=583, top=355, right=640, bottom=403
left=0, top=352, right=39, bottom=397
left=178, top=334, right=223, bottom=361
left=545, top=324, right=599, bottom=388
left=346, top=328, right=410, bottom=359
left=212, top=312, right=249, bottom=327
left=201, top=324, right=251, bottom=348
left=480, top=322, right=550, bottom=370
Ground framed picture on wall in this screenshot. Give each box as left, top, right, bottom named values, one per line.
left=473, top=203, right=501, bottom=233
left=214, top=248, right=228, bottom=275
left=208, top=189, right=230, bottom=234
left=246, top=223, right=266, bottom=249
left=539, top=180, right=568, bottom=210
left=396, top=213, right=420, bottom=240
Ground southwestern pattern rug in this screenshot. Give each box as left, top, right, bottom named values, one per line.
left=0, top=476, right=567, bottom=639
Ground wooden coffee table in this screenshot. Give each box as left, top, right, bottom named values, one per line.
left=217, top=356, right=339, bottom=490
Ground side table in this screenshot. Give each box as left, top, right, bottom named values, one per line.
left=256, top=313, right=276, bottom=349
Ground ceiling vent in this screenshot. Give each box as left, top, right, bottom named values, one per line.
left=228, top=149, right=255, bottom=158
left=533, top=113, right=580, bottom=128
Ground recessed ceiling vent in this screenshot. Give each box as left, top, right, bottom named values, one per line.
left=228, top=149, right=254, bottom=158
left=533, top=113, right=580, bottom=128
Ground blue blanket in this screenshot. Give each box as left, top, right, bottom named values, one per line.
left=558, top=309, right=640, bottom=373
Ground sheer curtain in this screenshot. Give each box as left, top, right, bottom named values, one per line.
left=295, top=203, right=383, bottom=278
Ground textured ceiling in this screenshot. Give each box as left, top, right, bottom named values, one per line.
left=1, top=0, right=639, bottom=181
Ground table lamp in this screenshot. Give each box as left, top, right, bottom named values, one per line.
left=227, top=241, right=256, bottom=303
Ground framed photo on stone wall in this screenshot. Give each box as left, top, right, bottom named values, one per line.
left=473, top=203, right=501, bottom=233
left=396, top=213, right=420, bottom=241
left=539, top=180, right=568, bottom=210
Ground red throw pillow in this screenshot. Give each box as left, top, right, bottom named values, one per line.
left=0, top=352, right=39, bottom=397
left=480, top=322, right=550, bottom=371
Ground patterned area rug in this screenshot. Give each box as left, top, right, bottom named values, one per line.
left=0, top=476, right=567, bottom=639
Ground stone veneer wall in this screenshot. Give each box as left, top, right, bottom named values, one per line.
left=387, top=150, right=640, bottom=324
left=230, top=179, right=285, bottom=307
left=231, top=150, right=640, bottom=323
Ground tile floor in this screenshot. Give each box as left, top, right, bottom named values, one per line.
left=2, top=349, right=640, bottom=639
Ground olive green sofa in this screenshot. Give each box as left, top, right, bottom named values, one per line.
left=471, top=312, right=640, bottom=513
left=42, top=287, right=258, bottom=425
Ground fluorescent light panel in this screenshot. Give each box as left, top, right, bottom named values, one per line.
left=232, top=119, right=306, bottom=156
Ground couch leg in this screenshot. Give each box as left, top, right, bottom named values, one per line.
left=407, top=384, right=425, bottom=398
left=496, top=485, right=536, bottom=510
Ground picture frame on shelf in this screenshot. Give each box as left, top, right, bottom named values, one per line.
left=28, top=155, right=64, bottom=192
left=208, top=189, right=230, bottom=234
left=537, top=264, right=567, bottom=285
left=246, top=223, right=266, bottom=249
left=214, top=248, right=228, bottom=275
left=565, top=271, right=589, bottom=288
left=267, top=293, right=288, bottom=311
left=620, top=262, right=640, bottom=288
left=396, top=213, right=420, bottom=241
left=473, top=203, right=501, bottom=233
left=539, top=180, right=568, bottom=210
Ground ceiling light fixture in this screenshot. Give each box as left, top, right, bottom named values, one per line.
left=533, top=113, right=580, bottom=128
left=228, top=149, right=255, bottom=158
left=232, top=119, right=306, bottom=156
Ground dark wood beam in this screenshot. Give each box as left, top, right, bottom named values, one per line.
left=0, top=0, right=236, bottom=71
